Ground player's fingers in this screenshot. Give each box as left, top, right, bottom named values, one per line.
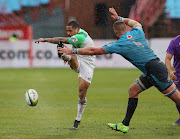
left=58, top=49, right=65, bottom=54
left=63, top=44, right=68, bottom=48
left=111, top=15, right=116, bottom=20
left=61, top=53, right=66, bottom=57
left=58, top=47, right=63, bottom=51
left=109, top=7, right=115, bottom=11
left=172, top=75, right=177, bottom=80
left=173, top=77, right=177, bottom=81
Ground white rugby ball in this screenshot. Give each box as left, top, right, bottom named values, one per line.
left=25, top=89, right=39, bottom=106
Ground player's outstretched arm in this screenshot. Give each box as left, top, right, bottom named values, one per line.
left=58, top=45, right=108, bottom=56
left=35, top=37, right=69, bottom=44
left=109, top=7, right=142, bottom=28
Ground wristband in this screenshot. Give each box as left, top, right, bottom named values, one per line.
left=118, top=16, right=123, bottom=21
left=72, top=48, right=75, bottom=54
left=75, top=48, right=78, bottom=54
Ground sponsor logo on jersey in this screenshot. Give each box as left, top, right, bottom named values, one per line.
left=70, top=36, right=78, bottom=43
left=127, top=35, right=132, bottom=39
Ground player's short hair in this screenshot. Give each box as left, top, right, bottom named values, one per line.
left=67, top=21, right=80, bottom=29
left=113, top=21, right=126, bottom=32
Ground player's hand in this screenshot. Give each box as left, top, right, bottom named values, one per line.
left=170, top=71, right=177, bottom=80
left=58, top=45, right=72, bottom=56
left=35, top=38, right=45, bottom=43
left=109, top=7, right=119, bottom=20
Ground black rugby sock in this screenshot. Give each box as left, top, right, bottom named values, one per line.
left=122, top=98, right=138, bottom=126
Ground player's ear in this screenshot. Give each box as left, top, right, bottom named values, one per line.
left=114, top=30, right=118, bottom=37
left=76, top=27, right=79, bottom=33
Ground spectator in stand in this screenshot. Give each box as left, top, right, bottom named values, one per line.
left=9, top=34, right=18, bottom=42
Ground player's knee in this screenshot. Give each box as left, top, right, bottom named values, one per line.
left=79, top=89, right=87, bottom=100
left=128, top=84, right=141, bottom=98
left=128, top=86, right=136, bottom=97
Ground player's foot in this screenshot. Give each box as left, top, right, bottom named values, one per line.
left=61, top=55, right=70, bottom=62
left=70, top=120, right=80, bottom=130
left=108, top=123, right=129, bottom=133
left=57, top=41, right=64, bottom=58
left=172, top=118, right=180, bottom=125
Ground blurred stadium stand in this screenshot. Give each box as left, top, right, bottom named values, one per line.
left=23, top=8, right=64, bottom=39
left=165, top=0, right=180, bottom=18
left=129, top=0, right=180, bottom=38
left=0, top=0, right=50, bottom=14
left=0, top=0, right=179, bottom=39
left=0, top=0, right=64, bottom=38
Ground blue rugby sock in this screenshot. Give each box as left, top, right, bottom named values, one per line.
left=122, top=98, right=138, bottom=126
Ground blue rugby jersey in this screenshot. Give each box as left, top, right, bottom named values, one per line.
left=103, top=27, right=158, bottom=75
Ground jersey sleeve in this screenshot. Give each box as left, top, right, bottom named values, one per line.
left=132, top=26, right=144, bottom=33
left=131, top=27, right=145, bottom=38
left=166, top=40, right=175, bottom=55
left=67, top=34, right=85, bottom=45
left=103, top=42, right=121, bottom=54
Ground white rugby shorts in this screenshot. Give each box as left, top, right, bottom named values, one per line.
left=75, top=58, right=94, bottom=84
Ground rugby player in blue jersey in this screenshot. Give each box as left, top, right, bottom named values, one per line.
left=58, top=8, right=180, bottom=133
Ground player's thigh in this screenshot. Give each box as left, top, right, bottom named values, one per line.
left=78, top=60, right=94, bottom=84
left=145, top=59, right=172, bottom=92
left=128, top=83, right=143, bottom=98
left=136, top=75, right=153, bottom=90
left=146, top=61, right=180, bottom=103
left=68, top=55, right=79, bottom=70
left=131, top=74, right=153, bottom=98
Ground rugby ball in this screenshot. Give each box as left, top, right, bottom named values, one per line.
left=25, top=89, right=39, bottom=106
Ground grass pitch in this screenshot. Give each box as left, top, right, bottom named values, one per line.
left=0, top=68, right=180, bottom=139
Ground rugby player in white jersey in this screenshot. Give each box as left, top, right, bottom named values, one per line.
left=35, top=21, right=96, bottom=130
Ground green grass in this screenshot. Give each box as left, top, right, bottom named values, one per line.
left=0, top=68, right=180, bottom=139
